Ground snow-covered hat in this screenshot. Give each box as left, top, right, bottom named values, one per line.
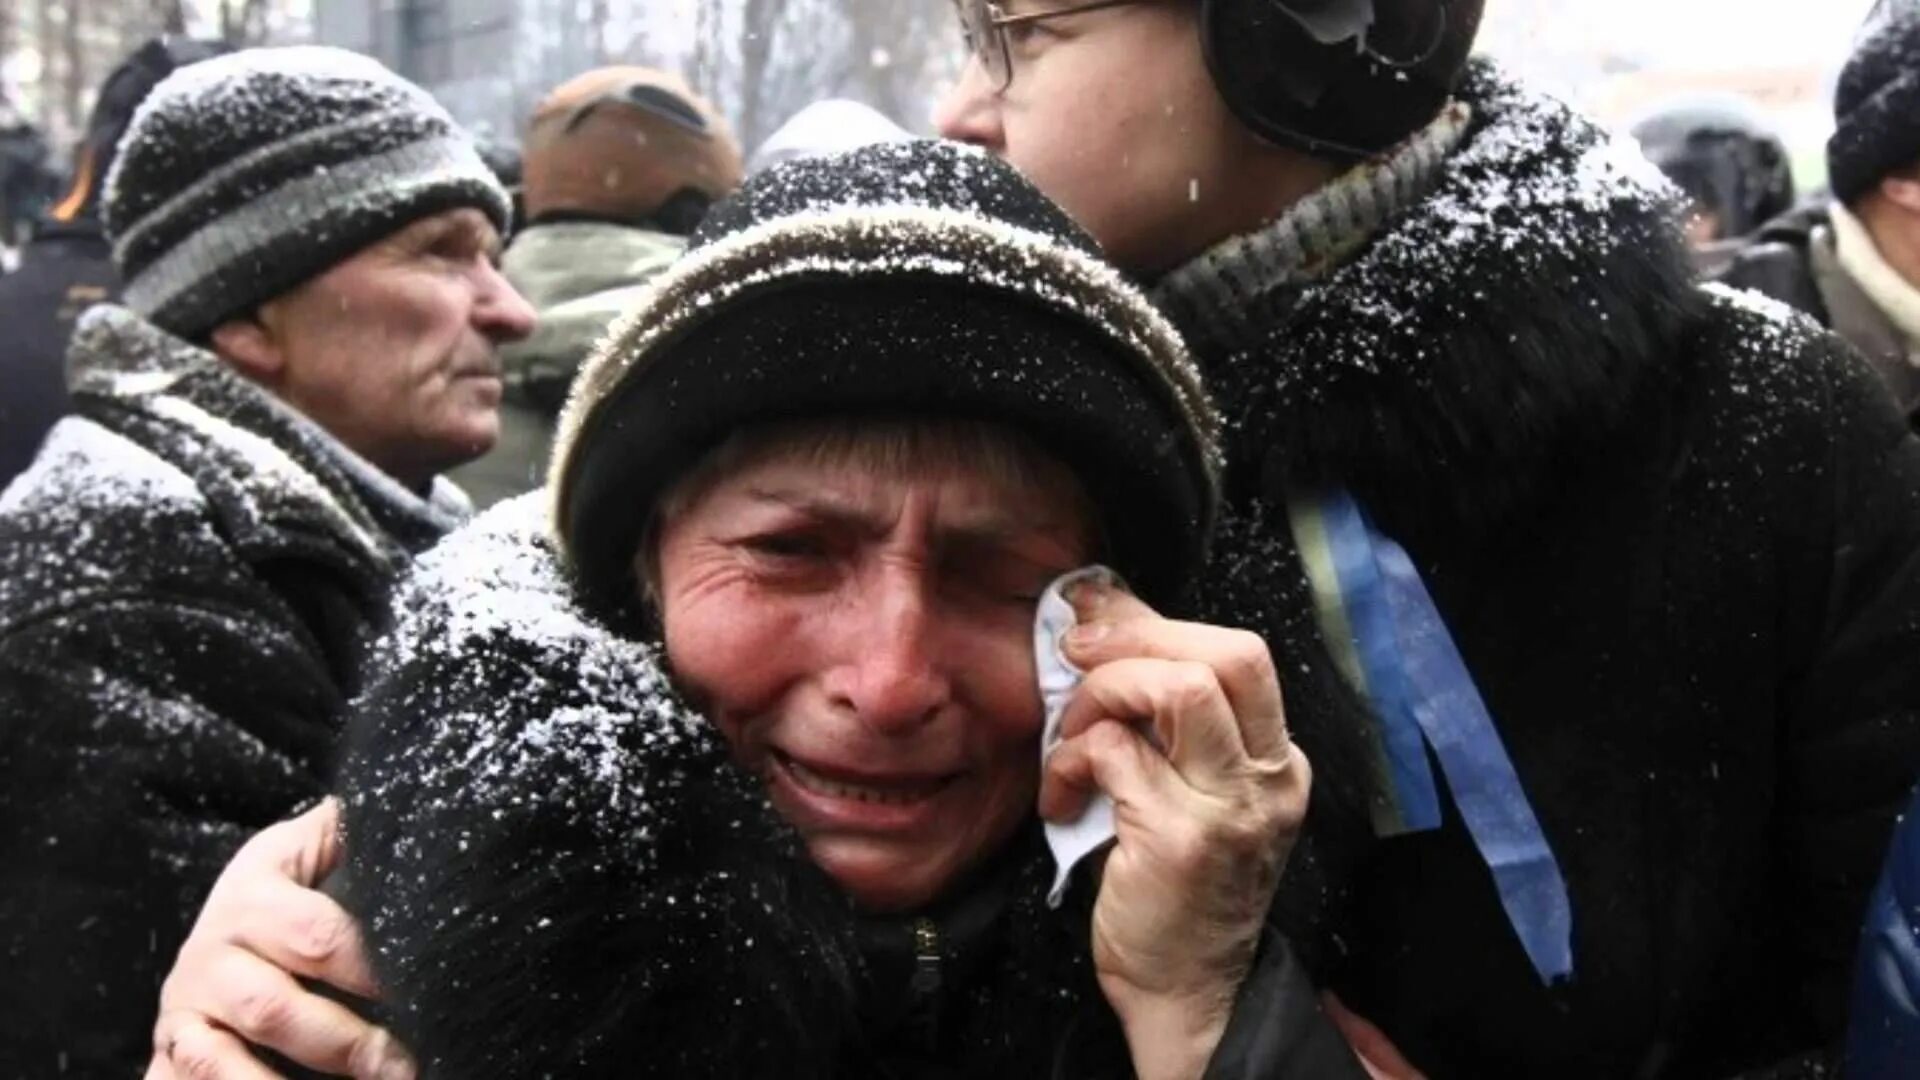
left=103, top=45, right=511, bottom=339
left=550, top=139, right=1221, bottom=613
left=1831, top=10, right=1920, bottom=204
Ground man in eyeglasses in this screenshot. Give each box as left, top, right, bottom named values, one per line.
left=938, top=2, right=1920, bottom=1077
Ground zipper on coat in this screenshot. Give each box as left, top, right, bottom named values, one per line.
left=909, top=915, right=943, bottom=1051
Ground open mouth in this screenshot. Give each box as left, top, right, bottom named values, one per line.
left=773, top=750, right=956, bottom=807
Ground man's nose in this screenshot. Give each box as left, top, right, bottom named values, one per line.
left=473, top=261, right=536, bottom=343
left=932, top=59, right=1001, bottom=150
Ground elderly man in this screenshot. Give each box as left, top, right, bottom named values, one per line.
left=0, top=45, right=531, bottom=1077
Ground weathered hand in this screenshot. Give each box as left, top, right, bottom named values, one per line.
left=1039, top=579, right=1310, bottom=1080
left=145, top=798, right=414, bottom=1080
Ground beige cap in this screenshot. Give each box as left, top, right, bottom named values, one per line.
left=521, top=67, right=744, bottom=224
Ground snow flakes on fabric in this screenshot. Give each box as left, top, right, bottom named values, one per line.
left=1704, top=280, right=1818, bottom=332
left=103, top=45, right=452, bottom=236
left=559, top=201, right=1213, bottom=479
left=346, top=494, right=717, bottom=865
left=0, top=417, right=200, bottom=519
left=1372, top=70, right=1681, bottom=286
left=335, top=497, right=865, bottom=1077
left=133, top=45, right=421, bottom=121
left=0, top=418, right=211, bottom=619
left=1187, top=59, right=1701, bottom=531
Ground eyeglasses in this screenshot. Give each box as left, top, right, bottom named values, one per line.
left=954, top=0, right=1144, bottom=93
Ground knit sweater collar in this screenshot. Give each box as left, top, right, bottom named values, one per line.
left=1152, top=102, right=1474, bottom=352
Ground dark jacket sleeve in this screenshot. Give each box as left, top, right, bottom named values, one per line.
left=1202, top=926, right=1370, bottom=1080
left=1773, top=338, right=1920, bottom=1057
left=0, top=592, right=337, bottom=1079
left=1845, top=783, right=1920, bottom=1079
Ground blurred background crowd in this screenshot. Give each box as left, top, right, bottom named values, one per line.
left=0, top=1, right=1890, bottom=265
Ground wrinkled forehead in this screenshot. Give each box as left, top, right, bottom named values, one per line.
left=379, top=206, right=503, bottom=253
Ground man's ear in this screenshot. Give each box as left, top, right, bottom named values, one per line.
left=1878, top=170, right=1920, bottom=217
left=208, top=312, right=286, bottom=384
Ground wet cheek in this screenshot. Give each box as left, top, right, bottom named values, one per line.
left=663, top=592, right=807, bottom=721
left=956, top=632, right=1046, bottom=748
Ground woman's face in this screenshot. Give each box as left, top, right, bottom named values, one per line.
left=655, top=442, right=1093, bottom=911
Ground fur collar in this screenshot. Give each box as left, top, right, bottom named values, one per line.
left=1173, top=61, right=1699, bottom=534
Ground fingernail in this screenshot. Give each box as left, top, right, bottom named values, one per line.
left=372, top=1031, right=417, bottom=1080
left=1065, top=578, right=1109, bottom=611
left=1064, top=622, right=1110, bottom=649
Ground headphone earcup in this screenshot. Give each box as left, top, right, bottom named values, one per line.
left=1199, top=0, right=1483, bottom=161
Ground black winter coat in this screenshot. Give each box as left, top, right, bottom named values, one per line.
left=0, top=218, right=117, bottom=489
left=337, top=500, right=1369, bottom=1080
left=0, top=306, right=467, bottom=1077
left=1171, top=64, right=1920, bottom=1078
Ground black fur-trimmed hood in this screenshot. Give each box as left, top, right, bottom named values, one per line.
left=1190, top=61, right=1700, bottom=529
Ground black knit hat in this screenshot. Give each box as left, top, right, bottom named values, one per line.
left=550, top=140, right=1221, bottom=614
left=1830, top=10, right=1920, bottom=204
left=102, top=45, right=511, bottom=339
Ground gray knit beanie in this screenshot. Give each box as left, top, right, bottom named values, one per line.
left=103, top=45, right=511, bottom=339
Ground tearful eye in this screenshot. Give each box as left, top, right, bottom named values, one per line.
left=743, top=533, right=829, bottom=560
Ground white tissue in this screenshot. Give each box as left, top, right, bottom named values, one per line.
left=1036, top=565, right=1121, bottom=908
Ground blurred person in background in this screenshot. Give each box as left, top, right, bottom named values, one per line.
left=748, top=98, right=914, bottom=173
left=449, top=67, right=743, bottom=507
left=0, top=37, right=231, bottom=492
left=1719, top=10, right=1920, bottom=423
left=1629, top=97, right=1795, bottom=265
left=0, top=46, right=531, bottom=1077
left=0, top=100, right=57, bottom=250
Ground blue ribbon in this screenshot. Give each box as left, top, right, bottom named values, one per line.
left=1366, top=514, right=1575, bottom=984
left=1319, top=493, right=1444, bottom=833
left=1293, top=489, right=1575, bottom=985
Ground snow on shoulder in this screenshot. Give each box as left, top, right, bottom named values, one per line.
left=353, top=493, right=715, bottom=848
left=1702, top=280, right=1815, bottom=330
left=0, top=416, right=201, bottom=520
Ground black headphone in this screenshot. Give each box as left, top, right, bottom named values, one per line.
left=1198, top=0, right=1475, bottom=161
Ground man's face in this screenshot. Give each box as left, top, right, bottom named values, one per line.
left=249, top=208, right=535, bottom=486
left=934, top=0, right=1273, bottom=276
